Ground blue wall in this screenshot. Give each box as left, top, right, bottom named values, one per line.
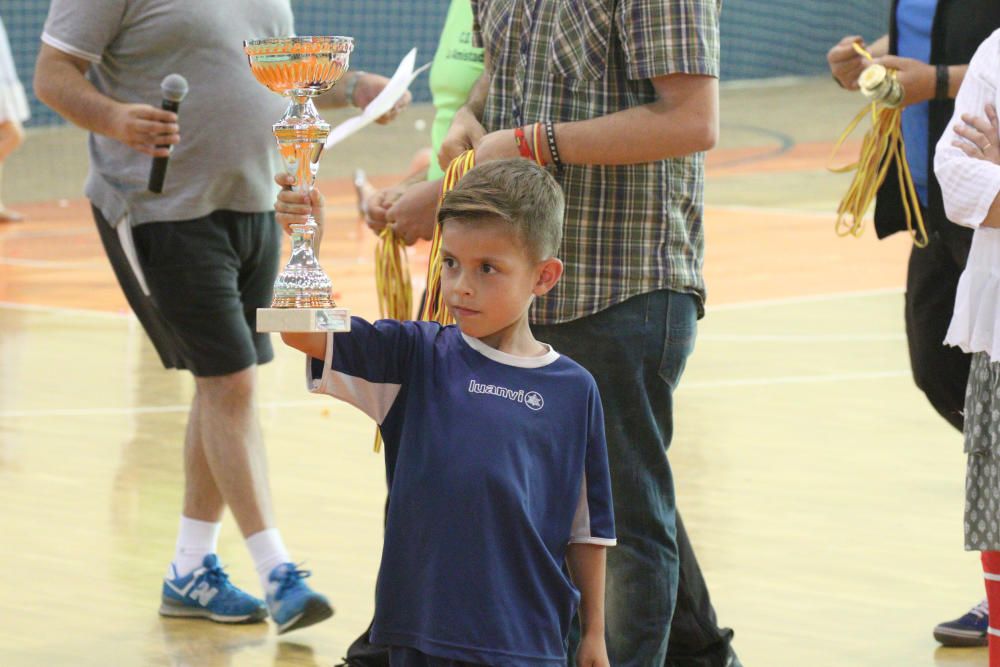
left=4, top=0, right=888, bottom=128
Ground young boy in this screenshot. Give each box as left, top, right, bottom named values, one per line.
left=281, top=159, right=615, bottom=666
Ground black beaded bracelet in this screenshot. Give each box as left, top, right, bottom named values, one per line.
left=544, top=120, right=562, bottom=170
left=936, top=64, right=949, bottom=101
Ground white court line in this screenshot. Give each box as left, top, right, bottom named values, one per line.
left=719, top=75, right=812, bottom=91
left=0, top=300, right=130, bottom=319
left=682, top=370, right=910, bottom=390
left=4, top=371, right=913, bottom=417
left=706, top=204, right=849, bottom=219
left=708, top=287, right=903, bottom=312
left=0, top=399, right=324, bottom=419
left=0, top=227, right=90, bottom=241
left=0, top=257, right=105, bottom=269
left=698, top=333, right=905, bottom=343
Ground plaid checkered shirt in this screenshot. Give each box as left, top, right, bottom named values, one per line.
left=472, top=0, right=721, bottom=324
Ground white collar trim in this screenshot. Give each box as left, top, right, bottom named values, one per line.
left=460, top=332, right=560, bottom=368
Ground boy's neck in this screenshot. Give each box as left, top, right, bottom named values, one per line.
left=475, top=315, right=548, bottom=357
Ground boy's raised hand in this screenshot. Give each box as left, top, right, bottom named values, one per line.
left=274, top=173, right=325, bottom=236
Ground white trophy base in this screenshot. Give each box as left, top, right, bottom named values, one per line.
left=256, top=307, right=351, bottom=333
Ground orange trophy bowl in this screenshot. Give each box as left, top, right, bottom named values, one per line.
left=244, top=36, right=353, bottom=98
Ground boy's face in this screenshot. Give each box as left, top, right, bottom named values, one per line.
left=440, top=219, right=559, bottom=341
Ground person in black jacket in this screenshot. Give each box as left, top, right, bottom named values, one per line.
left=827, top=0, right=1000, bottom=648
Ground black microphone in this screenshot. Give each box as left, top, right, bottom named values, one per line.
left=148, top=74, right=189, bottom=194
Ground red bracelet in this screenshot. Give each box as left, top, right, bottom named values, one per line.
left=514, top=126, right=536, bottom=161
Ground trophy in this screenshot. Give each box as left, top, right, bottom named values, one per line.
left=244, top=36, right=355, bottom=332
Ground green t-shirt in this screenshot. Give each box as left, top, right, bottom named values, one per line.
left=427, top=0, right=485, bottom=181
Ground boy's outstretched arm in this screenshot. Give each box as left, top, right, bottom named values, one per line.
left=566, top=543, right=610, bottom=667
left=280, top=332, right=328, bottom=360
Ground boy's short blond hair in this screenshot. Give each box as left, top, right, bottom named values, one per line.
left=437, top=159, right=565, bottom=260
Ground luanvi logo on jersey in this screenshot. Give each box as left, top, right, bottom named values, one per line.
left=468, top=380, right=544, bottom=411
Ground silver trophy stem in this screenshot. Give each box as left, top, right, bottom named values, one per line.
left=274, top=115, right=330, bottom=212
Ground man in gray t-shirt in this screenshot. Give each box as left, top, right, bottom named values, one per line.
left=34, top=0, right=407, bottom=634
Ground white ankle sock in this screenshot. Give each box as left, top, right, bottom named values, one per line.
left=169, top=516, right=221, bottom=578
left=246, top=528, right=292, bottom=593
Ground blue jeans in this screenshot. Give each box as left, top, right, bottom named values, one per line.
left=533, top=290, right=698, bottom=666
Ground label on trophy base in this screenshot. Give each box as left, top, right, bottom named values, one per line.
left=256, top=307, right=351, bottom=333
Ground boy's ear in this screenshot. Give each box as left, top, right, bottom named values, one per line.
left=533, top=257, right=564, bottom=296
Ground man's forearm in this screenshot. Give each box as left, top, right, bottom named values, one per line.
left=550, top=104, right=714, bottom=165
left=544, top=75, right=718, bottom=166
left=566, top=543, right=607, bottom=636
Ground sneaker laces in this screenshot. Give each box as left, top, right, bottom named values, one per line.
left=969, top=599, right=989, bottom=618
left=201, top=561, right=232, bottom=588
left=274, top=564, right=312, bottom=596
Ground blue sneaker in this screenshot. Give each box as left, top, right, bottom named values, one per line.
left=160, top=554, right=267, bottom=624
left=266, top=563, right=333, bottom=634
left=933, top=599, right=989, bottom=647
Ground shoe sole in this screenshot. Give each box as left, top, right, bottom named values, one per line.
left=159, top=601, right=268, bottom=624
left=276, top=597, right=334, bottom=635
left=933, top=628, right=988, bottom=648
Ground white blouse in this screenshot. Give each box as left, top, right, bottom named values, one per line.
left=935, top=29, right=1000, bottom=363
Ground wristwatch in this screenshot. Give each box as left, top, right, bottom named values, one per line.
left=345, top=71, right=366, bottom=108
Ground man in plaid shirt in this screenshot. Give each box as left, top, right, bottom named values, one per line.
left=439, top=0, right=737, bottom=665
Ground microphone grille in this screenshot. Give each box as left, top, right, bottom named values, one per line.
left=161, top=74, right=189, bottom=102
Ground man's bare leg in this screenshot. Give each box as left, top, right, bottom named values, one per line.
left=166, top=395, right=228, bottom=578
left=183, top=394, right=225, bottom=523
left=193, top=366, right=272, bottom=537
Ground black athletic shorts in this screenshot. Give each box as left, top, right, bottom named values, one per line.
left=93, top=206, right=281, bottom=377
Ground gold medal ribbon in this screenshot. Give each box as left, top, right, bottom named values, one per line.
left=828, top=43, right=929, bottom=248
left=372, top=149, right=476, bottom=452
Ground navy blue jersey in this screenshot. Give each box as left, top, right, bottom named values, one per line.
left=308, top=318, right=615, bottom=665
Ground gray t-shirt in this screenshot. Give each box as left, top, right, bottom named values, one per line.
left=42, top=0, right=294, bottom=225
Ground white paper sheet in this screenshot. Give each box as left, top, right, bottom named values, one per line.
left=324, top=48, right=430, bottom=150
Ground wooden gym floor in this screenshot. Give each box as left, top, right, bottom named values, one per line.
left=0, top=79, right=985, bottom=666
